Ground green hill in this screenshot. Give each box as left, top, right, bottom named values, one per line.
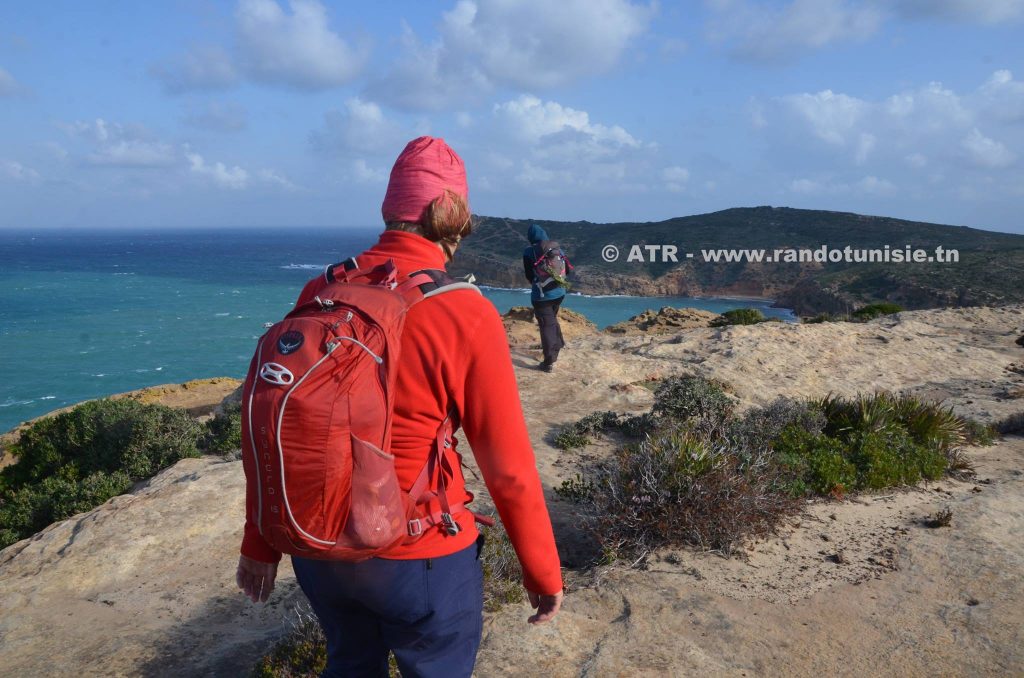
left=451, top=206, right=1024, bottom=315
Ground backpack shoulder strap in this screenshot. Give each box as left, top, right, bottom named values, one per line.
left=323, top=256, right=360, bottom=283
left=400, top=269, right=482, bottom=302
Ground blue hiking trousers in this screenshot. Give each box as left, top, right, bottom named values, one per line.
left=291, top=538, right=485, bottom=678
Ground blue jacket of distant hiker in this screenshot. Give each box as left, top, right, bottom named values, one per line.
left=523, top=224, right=567, bottom=303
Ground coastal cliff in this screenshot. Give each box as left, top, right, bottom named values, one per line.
left=451, top=207, right=1024, bottom=315
left=1, top=304, right=1023, bottom=675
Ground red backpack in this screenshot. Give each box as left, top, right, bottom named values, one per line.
left=241, top=257, right=490, bottom=560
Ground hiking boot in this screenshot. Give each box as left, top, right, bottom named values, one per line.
left=540, top=360, right=555, bottom=373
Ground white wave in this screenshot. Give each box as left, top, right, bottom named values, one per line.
left=40, top=395, right=56, bottom=400
left=0, top=399, right=34, bottom=408
left=280, top=263, right=325, bottom=270
left=215, top=312, right=230, bottom=317
left=478, top=285, right=530, bottom=293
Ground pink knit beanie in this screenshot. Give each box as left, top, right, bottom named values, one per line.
left=381, top=136, right=469, bottom=224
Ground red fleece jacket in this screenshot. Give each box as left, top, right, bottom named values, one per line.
left=240, top=230, right=563, bottom=596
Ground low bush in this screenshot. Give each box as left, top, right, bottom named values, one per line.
left=962, top=419, right=997, bottom=446
left=253, top=608, right=330, bottom=678
left=479, top=522, right=526, bottom=612
left=773, top=427, right=856, bottom=496
left=561, top=388, right=990, bottom=560
left=711, top=308, right=767, bottom=327
left=204, top=401, right=243, bottom=455
left=555, top=473, right=596, bottom=503
left=0, top=398, right=203, bottom=550
left=553, top=411, right=619, bottom=450
left=851, top=302, right=903, bottom=321
left=651, top=376, right=733, bottom=425
left=591, top=431, right=799, bottom=556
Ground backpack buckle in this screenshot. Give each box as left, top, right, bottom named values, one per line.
left=408, top=518, right=423, bottom=537
left=441, top=513, right=460, bottom=536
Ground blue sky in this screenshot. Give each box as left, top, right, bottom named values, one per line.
left=0, top=0, right=1022, bottom=232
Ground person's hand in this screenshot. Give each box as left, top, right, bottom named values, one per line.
left=236, top=555, right=278, bottom=603
left=527, top=588, right=563, bottom=624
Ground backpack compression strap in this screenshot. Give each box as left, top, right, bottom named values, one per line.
left=400, top=270, right=489, bottom=537
left=406, top=410, right=495, bottom=537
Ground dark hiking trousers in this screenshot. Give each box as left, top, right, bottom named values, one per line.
left=532, top=297, right=565, bottom=365
left=291, top=540, right=484, bottom=678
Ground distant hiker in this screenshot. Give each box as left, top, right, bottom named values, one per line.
left=236, top=136, right=563, bottom=678
left=523, top=224, right=572, bottom=372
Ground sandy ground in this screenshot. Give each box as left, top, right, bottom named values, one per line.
left=0, top=306, right=1022, bottom=676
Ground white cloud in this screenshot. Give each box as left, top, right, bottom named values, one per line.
left=663, top=165, right=690, bottom=192
left=961, top=128, right=1016, bottom=168
left=905, top=152, right=928, bottom=168
left=62, top=119, right=178, bottom=168
left=350, top=158, right=387, bottom=184
left=854, top=132, right=876, bottom=165
left=790, top=178, right=824, bottom=194
left=788, top=175, right=896, bottom=195
left=705, top=0, right=1023, bottom=62
left=1, top=160, right=40, bottom=182
left=857, top=175, right=896, bottom=195
left=235, top=0, right=364, bottom=89
left=41, top=141, right=68, bottom=162
left=0, top=66, right=18, bottom=96
left=257, top=168, right=300, bottom=191
left=187, top=152, right=249, bottom=189
left=151, top=46, right=238, bottom=94
left=441, top=0, right=653, bottom=89
left=493, top=95, right=640, bottom=148
left=780, top=89, right=869, bottom=146
left=891, top=0, right=1024, bottom=23
left=182, top=101, right=248, bottom=132
left=310, top=98, right=404, bottom=154
left=88, top=140, right=178, bottom=167
left=481, top=95, right=651, bottom=196
left=707, top=0, right=881, bottom=61
left=370, top=0, right=653, bottom=111
left=978, top=69, right=1024, bottom=123
left=760, top=73, right=1021, bottom=174
left=153, top=0, right=362, bottom=94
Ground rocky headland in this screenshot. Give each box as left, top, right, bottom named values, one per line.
left=1, top=305, right=1023, bottom=676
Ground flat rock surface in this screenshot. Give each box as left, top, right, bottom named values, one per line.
left=1, top=305, right=1022, bottom=676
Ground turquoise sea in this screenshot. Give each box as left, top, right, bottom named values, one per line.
left=0, top=228, right=793, bottom=432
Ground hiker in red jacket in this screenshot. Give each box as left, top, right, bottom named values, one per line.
left=235, top=136, right=563, bottom=677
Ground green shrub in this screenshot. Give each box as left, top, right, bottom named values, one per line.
left=962, top=419, right=997, bottom=446
left=252, top=608, right=328, bottom=678
left=588, top=431, right=798, bottom=556
left=652, top=376, right=733, bottom=425
left=480, top=522, right=526, bottom=612
left=729, top=398, right=826, bottom=458
left=711, top=308, right=767, bottom=327
left=774, top=427, right=856, bottom=496
left=0, top=398, right=203, bottom=550
left=617, top=412, right=658, bottom=438
left=555, top=473, right=596, bottom=503
left=553, top=411, right=620, bottom=450
left=802, top=313, right=841, bottom=324
left=851, top=302, right=903, bottom=321
left=204, top=401, right=243, bottom=454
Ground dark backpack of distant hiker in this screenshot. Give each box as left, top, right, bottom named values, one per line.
left=532, top=239, right=573, bottom=291
left=241, top=257, right=492, bottom=561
